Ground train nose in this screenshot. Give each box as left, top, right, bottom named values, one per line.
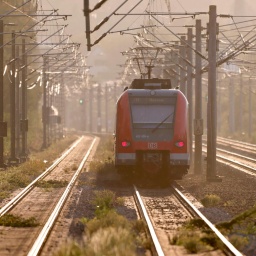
left=142, top=152, right=162, bottom=174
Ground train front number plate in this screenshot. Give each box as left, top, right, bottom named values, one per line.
left=148, top=142, right=158, bottom=149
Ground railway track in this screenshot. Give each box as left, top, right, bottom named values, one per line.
left=217, top=137, right=256, bottom=154
left=133, top=184, right=243, bottom=256
left=204, top=136, right=256, bottom=159
left=0, top=135, right=250, bottom=255
left=202, top=143, right=256, bottom=176
left=0, top=135, right=98, bottom=256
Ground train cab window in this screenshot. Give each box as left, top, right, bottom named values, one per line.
left=131, top=104, right=174, bottom=125
left=130, top=99, right=175, bottom=141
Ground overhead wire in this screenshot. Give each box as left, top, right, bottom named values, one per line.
left=175, top=0, right=187, bottom=13
left=218, top=18, right=256, bottom=63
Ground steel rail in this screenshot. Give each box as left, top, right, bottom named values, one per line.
left=133, top=185, right=165, bottom=256
left=218, top=137, right=255, bottom=147
left=217, top=148, right=256, bottom=164
left=0, top=136, right=83, bottom=217
left=216, top=154, right=256, bottom=173
left=27, top=137, right=97, bottom=256
left=202, top=148, right=256, bottom=176
left=172, top=185, right=243, bottom=256
left=202, top=145, right=256, bottom=170
left=217, top=137, right=256, bottom=151
left=216, top=141, right=256, bottom=154
left=202, top=137, right=256, bottom=155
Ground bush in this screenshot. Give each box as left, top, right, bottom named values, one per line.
left=201, top=194, right=221, bottom=207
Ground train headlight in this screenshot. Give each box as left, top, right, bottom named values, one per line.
left=121, top=141, right=131, bottom=147
left=175, top=141, right=185, bottom=148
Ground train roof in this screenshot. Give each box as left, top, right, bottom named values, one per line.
left=127, top=88, right=179, bottom=97
left=129, top=78, right=172, bottom=89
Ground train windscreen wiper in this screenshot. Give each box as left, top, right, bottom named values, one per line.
left=151, top=112, right=174, bottom=133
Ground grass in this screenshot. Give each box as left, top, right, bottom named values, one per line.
left=171, top=205, right=256, bottom=253
left=229, top=235, right=249, bottom=251
left=36, top=179, right=68, bottom=189
left=83, top=190, right=131, bottom=235
left=55, top=189, right=147, bottom=256
left=54, top=227, right=138, bottom=256
left=0, top=214, right=39, bottom=227
left=215, top=205, right=256, bottom=251
left=89, top=136, right=115, bottom=175
left=201, top=194, right=221, bottom=207
left=0, top=135, right=77, bottom=201
left=170, top=218, right=223, bottom=253
left=216, top=205, right=256, bottom=232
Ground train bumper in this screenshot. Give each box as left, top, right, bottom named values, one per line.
left=116, top=152, right=190, bottom=166
left=115, top=153, right=136, bottom=165
left=170, top=153, right=190, bottom=165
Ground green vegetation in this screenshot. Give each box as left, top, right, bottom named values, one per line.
left=55, top=189, right=147, bottom=256
left=170, top=218, right=223, bottom=254
left=91, top=190, right=121, bottom=217
left=229, top=235, right=248, bottom=251
left=171, top=205, right=256, bottom=253
left=217, top=205, right=256, bottom=231
left=84, top=189, right=144, bottom=241
left=201, top=194, right=221, bottom=207
left=36, top=180, right=68, bottom=189
left=215, top=205, right=256, bottom=251
left=54, top=227, right=137, bottom=256
left=0, top=136, right=76, bottom=201
left=0, top=214, right=39, bottom=227
left=89, top=136, right=115, bottom=175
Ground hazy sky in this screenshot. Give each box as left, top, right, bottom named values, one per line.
left=42, top=0, right=256, bottom=83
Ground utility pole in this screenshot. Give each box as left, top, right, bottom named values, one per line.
left=79, top=87, right=86, bottom=131
left=48, top=81, right=53, bottom=144
left=49, top=83, right=53, bottom=142
left=179, top=36, right=187, bottom=95
left=8, top=32, right=19, bottom=165
left=105, top=85, right=108, bottom=133
left=229, top=76, right=235, bottom=134
left=89, top=83, right=93, bottom=132
left=187, top=28, right=193, bottom=158
left=15, top=46, right=20, bottom=155
left=0, top=20, right=7, bottom=168
left=194, top=19, right=203, bottom=174
left=97, top=84, right=101, bottom=133
left=217, top=69, right=222, bottom=133
left=84, top=86, right=87, bottom=132
left=20, top=39, right=28, bottom=161
left=162, top=53, right=170, bottom=80
left=248, top=78, right=252, bottom=138
left=239, top=73, right=243, bottom=133
left=172, top=44, right=179, bottom=88
left=59, top=73, right=64, bottom=138
left=42, top=57, right=48, bottom=149
left=84, top=0, right=91, bottom=51
left=207, top=5, right=221, bottom=181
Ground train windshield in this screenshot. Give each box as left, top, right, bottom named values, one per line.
left=130, top=97, right=176, bottom=141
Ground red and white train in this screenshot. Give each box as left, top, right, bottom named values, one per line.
left=114, top=78, right=190, bottom=182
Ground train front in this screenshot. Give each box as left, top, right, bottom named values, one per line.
left=115, top=79, right=190, bottom=181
